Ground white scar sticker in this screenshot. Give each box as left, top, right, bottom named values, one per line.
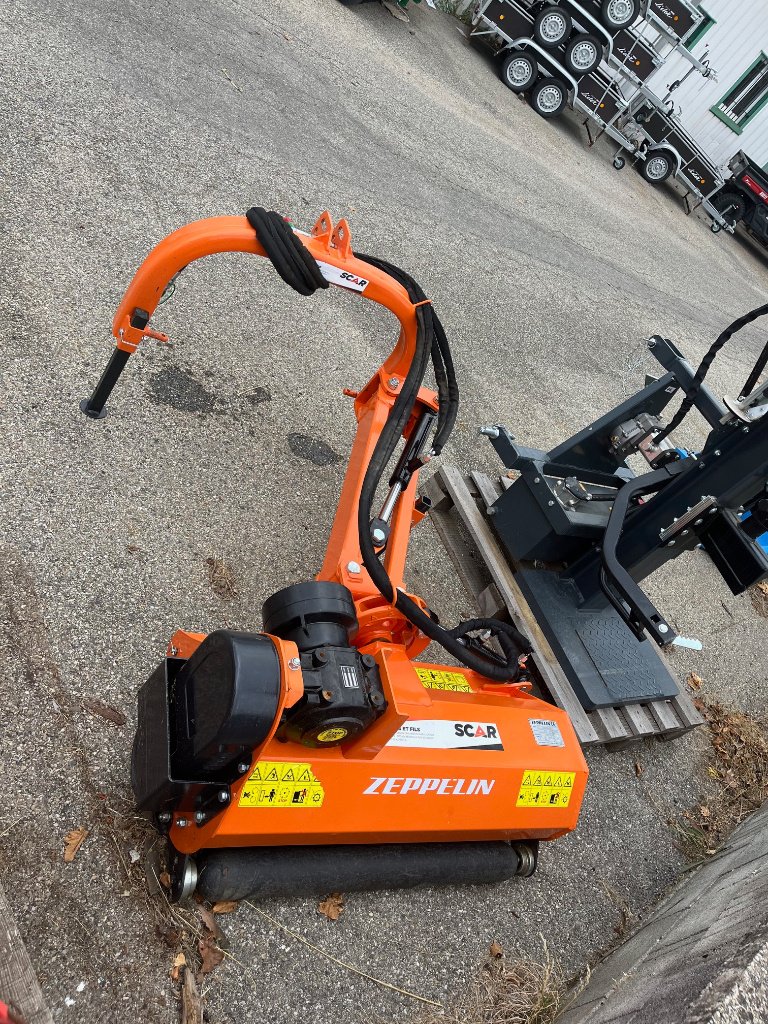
left=385, top=720, right=503, bottom=750
left=316, top=261, right=369, bottom=293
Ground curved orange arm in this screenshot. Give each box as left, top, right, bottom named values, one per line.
left=90, top=210, right=438, bottom=640
left=111, top=212, right=420, bottom=385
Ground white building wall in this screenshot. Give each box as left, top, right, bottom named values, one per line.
left=639, top=0, right=768, bottom=171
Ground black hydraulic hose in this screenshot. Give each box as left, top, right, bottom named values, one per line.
left=656, top=302, right=768, bottom=442
left=741, top=334, right=768, bottom=399
left=247, top=209, right=529, bottom=680
left=246, top=207, right=329, bottom=296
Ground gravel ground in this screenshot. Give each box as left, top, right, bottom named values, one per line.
left=1, top=1, right=767, bottom=1022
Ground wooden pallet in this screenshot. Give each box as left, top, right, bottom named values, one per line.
left=422, top=466, right=703, bottom=748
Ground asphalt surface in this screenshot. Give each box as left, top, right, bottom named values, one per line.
left=1, top=1, right=768, bottom=1022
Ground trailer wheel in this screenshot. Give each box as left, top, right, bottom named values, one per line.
left=564, top=33, right=602, bottom=76
left=613, top=155, right=626, bottom=170
left=641, top=151, right=673, bottom=184
left=530, top=77, right=568, bottom=118
left=600, top=0, right=637, bottom=29
left=500, top=51, right=538, bottom=93
left=533, top=6, right=572, bottom=48
left=712, top=191, right=747, bottom=227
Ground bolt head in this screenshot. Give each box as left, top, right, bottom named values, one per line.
left=195, top=811, right=206, bottom=824
left=658, top=624, right=669, bottom=634
left=714, top=450, right=721, bottom=456
left=372, top=528, right=386, bottom=544
left=237, top=762, right=250, bottom=774
left=176, top=818, right=188, bottom=828
left=347, top=560, right=361, bottom=574
left=547, top=500, right=555, bottom=507
left=533, top=476, right=541, bottom=484
left=217, top=790, right=229, bottom=804
left=288, top=656, right=301, bottom=671
left=667, top=540, right=676, bottom=546
left=158, top=812, right=171, bottom=824
left=388, top=377, right=400, bottom=389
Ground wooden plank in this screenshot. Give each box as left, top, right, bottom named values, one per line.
left=478, top=583, right=505, bottom=620
left=437, top=466, right=600, bottom=746
left=646, top=698, right=686, bottom=738
left=670, top=687, right=705, bottom=729
left=621, top=702, right=659, bottom=740
left=471, top=470, right=502, bottom=512
left=591, top=705, right=632, bottom=745
left=0, top=878, right=53, bottom=1024
left=421, top=474, right=453, bottom=513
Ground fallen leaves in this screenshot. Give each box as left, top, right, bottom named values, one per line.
left=81, top=698, right=127, bottom=726
left=634, top=761, right=644, bottom=778
left=672, top=699, right=768, bottom=860
left=197, top=906, right=223, bottom=940
left=686, top=672, right=704, bottom=691
left=205, top=557, right=239, bottom=599
left=170, top=952, right=186, bottom=982
left=63, top=827, right=88, bottom=862
left=317, top=892, right=344, bottom=921
left=198, top=934, right=225, bottom=975
left=489, top=941, right=504, bottom=958
left=212, top=900, right=239, bottom=914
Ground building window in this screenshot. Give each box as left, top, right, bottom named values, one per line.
left=711, top=53, right=768, bottom=135
left=685, top=7, right=715, bottom=51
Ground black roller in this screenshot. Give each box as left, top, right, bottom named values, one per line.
left=196, top=841, right=537, bottom=901
left=262, top=580, right=357, bottom=651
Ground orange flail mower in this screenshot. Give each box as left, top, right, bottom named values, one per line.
left=82, top=207, right=588, bottom=901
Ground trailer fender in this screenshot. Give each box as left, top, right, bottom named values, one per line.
left=646, top=145, right=681, bottom=175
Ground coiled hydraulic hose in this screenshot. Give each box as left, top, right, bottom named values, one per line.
left=246, top=208, right=530, bottom=680
left=655, top=302, right=768, bottom=442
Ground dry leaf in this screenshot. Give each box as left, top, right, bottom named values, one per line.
left=700, top=805, right=711, bottom=818
left=198, top=934, right=224, bottom=975
left=81, top=698, right=127, bottom=727
left=63, top=827, right=88, bottom=862
left=489, top=941, right=504, bottom=958
left=687, top=673, right=704, bottom=691
left=317, top=892, right=344, bottom=921
left=197, top=906, right=223, bottom=939
left=212, top=900, right=239, bottom=914
left=634, top=761, right=644, bottom=777
left=170, top=952, right=187, bottom=982
left=159, top=871, right=171, bottom=889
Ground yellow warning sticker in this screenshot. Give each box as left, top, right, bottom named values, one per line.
left=416, top=668, right=473, bottom=693
left=516, top=770, right=575, bottom=809
left=239, top=762, right=325, bottom=809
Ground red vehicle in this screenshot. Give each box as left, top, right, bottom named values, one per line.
left=712, top=151, right=768, bottom=245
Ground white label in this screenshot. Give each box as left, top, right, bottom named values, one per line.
left=316, top=261, right=369, bottom=293
left=529, top=719, right=565, bottom=748
left=340, top=665, right=359, bottom=689
left=385, top=720, right=503, bottom=750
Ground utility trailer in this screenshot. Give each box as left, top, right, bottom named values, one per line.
left=710, top=151, right=768, bottom=245
left=603, top=95, right=731, bottom=230
left=471, top=0, right=668, bottom=104
left=470, top=0, right=731, bottom=232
